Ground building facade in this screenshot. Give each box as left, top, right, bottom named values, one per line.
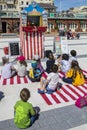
left=48, top=12, right=87, bottom=32
left=0, top=0, right=87, bottom=33
left=0, top=0, right=19, bottom=33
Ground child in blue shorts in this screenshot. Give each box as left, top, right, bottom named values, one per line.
left=38, top=64, right=61, bottom=94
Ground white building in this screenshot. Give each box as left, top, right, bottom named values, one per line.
left=18, top=0, right=54, bottom=11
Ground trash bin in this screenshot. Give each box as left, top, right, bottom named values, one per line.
left=3, top=47, right=9, bottom=55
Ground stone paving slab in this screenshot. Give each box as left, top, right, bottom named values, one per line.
left=0, top=105, right=87, bottom=130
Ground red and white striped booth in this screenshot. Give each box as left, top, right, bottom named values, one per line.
left=20, top=26, right=46, bottom=59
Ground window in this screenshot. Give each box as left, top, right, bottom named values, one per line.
left=58, top=23, right=66, bottom=29
left=81, top=23, right=86, bottom=29
left=21, top=7, right=23, bottom=10
left=4, top=5, right=6, bottom=9
left=7, top=4, right=13, bottom=9
left=69, top=23, right=77, bottom=29
left=21, top=1, right=23, bottom=5
left=0, top=5, right=2, bottom=10
left=26, top=2, right=28, bottom=5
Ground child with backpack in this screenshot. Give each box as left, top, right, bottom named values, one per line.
left=28, top=60, right=42, bottom=82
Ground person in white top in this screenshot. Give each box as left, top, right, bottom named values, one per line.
left=2, top=56, right=17, bottom=79
left=38, top=64, right=60, bottom=94
left=17, top=55, right=27, bottom=77
left=58, top=53, right=70, bottom=73
left=69, top=50, right=77, bottom=63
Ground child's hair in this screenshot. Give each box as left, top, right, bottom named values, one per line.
left=71, top=60, right=83, bottom=78
left=70, top=50, right=77, bottom=57
left=62, top=54, right=69, bottom=61
left=20, top=88, right=30, bottom=102
left=52, top=64, right=58, bottom=73
left=48, top=52, right=54, bottom=60
left=2, top=57, right=9, bottom=65
left=19, top=60, right=27, bottom=67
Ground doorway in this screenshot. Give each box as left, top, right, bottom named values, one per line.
left=2, top=22, right=6, bottom=33
left=27, top=16, right=40, bottom=26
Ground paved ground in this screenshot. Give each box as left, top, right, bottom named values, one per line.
left=0, top=34, right=87, bottom=130
left=0, top=105, right=87, bottom=130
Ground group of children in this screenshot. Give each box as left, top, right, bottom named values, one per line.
left=1, top=55, right=27, bottom=79
left=1, top=50, right=86, bottom=129
left=1, top=50, right=85, bottom=92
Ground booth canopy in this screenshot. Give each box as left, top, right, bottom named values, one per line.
left=24, top=1, right=44, bottom=14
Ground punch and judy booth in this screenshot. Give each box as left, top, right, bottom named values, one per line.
left=20, top=1, right=47, bottom=59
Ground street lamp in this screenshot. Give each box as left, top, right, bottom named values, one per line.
left=59, top=0, right=61, bottom=13
left=0, top=5, right=2, bottom=32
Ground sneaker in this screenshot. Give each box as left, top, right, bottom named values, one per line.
left=37, top=89, right=45, bottom=94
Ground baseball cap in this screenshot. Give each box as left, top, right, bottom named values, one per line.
left=17, top=55, right=25, bottom=61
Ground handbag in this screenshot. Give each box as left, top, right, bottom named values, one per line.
left=75, top=94, right=87, bottom=108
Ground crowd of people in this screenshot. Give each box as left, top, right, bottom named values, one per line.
left=1, top=50, right=87, bottom=129
left=59, top=29, right=80, bottom=39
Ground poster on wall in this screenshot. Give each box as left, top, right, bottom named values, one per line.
left=54, top=36, right=61, bottom=55
left=61, top=36, right=69, bottom=54
left=42, top=10, right=48, bottom=26
left=54, top=36, right=69, bottom=55
left=21, top=12, right=27, bottom=26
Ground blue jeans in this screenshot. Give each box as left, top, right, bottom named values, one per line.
left=46, top=86, right=55, bottom=94
left=62, top=77, right=73, bottom=84
left=30, top=107, right=40, bottom=125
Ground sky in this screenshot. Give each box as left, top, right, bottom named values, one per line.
left=54, top=0, right=87, bottom=12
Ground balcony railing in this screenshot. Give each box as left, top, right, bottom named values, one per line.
left=48, top=13, right=87, bottom=19
left=0, top=12, right=20, bottom=18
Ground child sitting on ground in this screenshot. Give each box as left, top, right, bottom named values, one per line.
left=29, top=60, right=42, bottom=82
left=34, top=54, right=47, bottom=79
left=58, top=53, right=70, bottom=74
left=69, top=50, right=77, bottom=63
left=17, top=55, right=27, bottom=77
left=62, top=60, right=85, bottom=86
left=46, top=52, right=55, bottom=73
left=34, top=55, right=45, bottom=74
left=38, top=64, right=61, bottom=94
left=14, top=88, right=39, bottom=129
left=1, top=56, right=17, bottom=79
